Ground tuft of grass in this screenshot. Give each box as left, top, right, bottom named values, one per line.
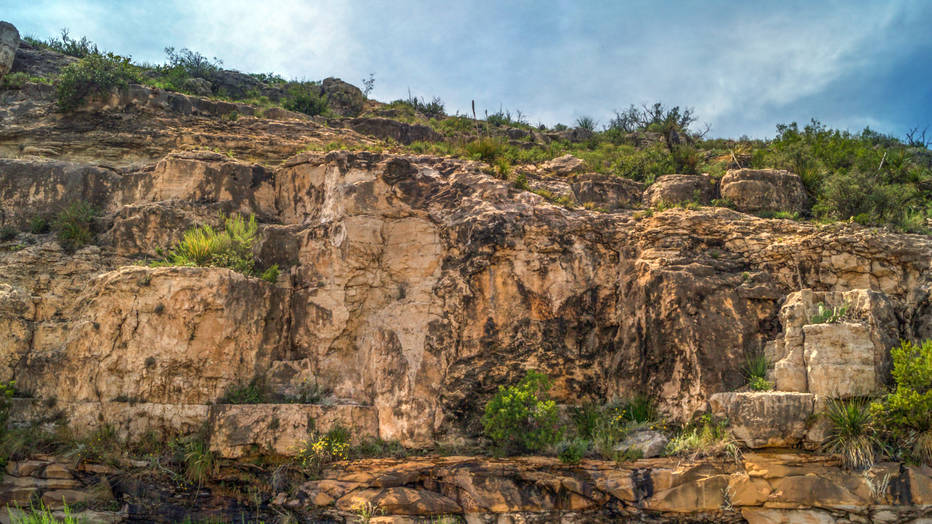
left=153, top=213, right=258, bottom=276
left=182, top=438, right=216, bottom=486
left=260, top=264, right=280, bottom=283
left=8, top=501, right=82, bottom=524
left=0, top=226, right=16, bottom=242
left=744, top=352, right=772, bottom=391
left=29, top=217, right=50, bottom=234
left=220, top=379, right=266, bottom=404
left=53, top=201, right=96, bottom=249
left=823, top=398, right=878, bottom=470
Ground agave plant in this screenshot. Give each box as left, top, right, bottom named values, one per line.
left=823, top=398, right=878, bottom=470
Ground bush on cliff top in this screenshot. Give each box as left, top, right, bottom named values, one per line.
left=482, top=370, right=562, bottom=454
left=56, top=52, right=137, bottom=111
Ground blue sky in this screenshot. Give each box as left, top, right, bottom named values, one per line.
left=4, top=0, right=932, bottom=138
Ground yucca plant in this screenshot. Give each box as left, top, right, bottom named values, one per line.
left=823, top=398, right=878, bottom=470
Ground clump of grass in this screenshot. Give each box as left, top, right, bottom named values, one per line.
left=666, top=414, right=741, bottom=462
left=181, top=438, right=216, bottom=486
left=53, top=201, right=96, bottom=249
left=220, top=378, right=266, bottom=404
left=0, top=226, right=16, bottom=242
left=8, top=501, right=82, bottom=524
left=744, top=351, right=773, bottom=391
left=29, top=216, right=50, bottom=234
left=823, top=398, right=878, bottom=470
left=152, top=213, right=276, bottom=279
left=573, top=395, right=659, bottom=461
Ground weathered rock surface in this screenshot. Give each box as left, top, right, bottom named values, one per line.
left=768, top=289, right=899, bottom=396
left=720, top=168, right=809, bottom=214
left=614, top=429, right=668, bottom=458
left=283, top=454, right=932, bottom=522
left=709, top=392, right=819, bottom=448
left=348, top=117, right=442, bottom=144
left=643, top=173, right=715, bottom=207
left=570, top=173, right=644, bottom=210
left=2, top=150, right=932, bottom=447
left=0, top=21, right=18, bottom=79
left=539, top=154, right=585, bottom=176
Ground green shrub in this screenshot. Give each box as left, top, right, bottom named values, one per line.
left=53, top=201, right=96, bottom=249
left=572, top=397, right=658, bottom=461
left=56, top=52, right=137, bottom=111
left=465, top=138, right=505, bottom=163
left=481, top=370, right=562, bottom=454
left=220, top=379, right=265, bottom=404
left=283, top=83, right=329, bottom=116
left=557, top=438, right=590, bottom=464
left=871, top=340, right=932, bottom=458
left=260, top=264, right=280, bottom=283
left=0, top=226, right=16, bottom=242
left=155, top=213, right=258, bottom=275
left=44, top=28, right=99, bottom=58
left=296, top=427, right=350, bottom=475
left=823, top=398, right=878, bottom=470
left=29, top=217, right=50, bottom=234
left=666, top=414, right=740, bottom=461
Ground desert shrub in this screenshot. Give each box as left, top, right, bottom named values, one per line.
left=823, top=398, right=878, bottom=470
left=0, top=72, right=29, bottom=90
left=44, top=28, right=99, bottom=58
left=53, top=201, right=96, bottom=249
left=396, top=94, right=445, bottom=119
left=164, top=46, right=222, bottom=79
left=572, top=396, right=658, bottom=461
left=296, top=427, right=350, bottom=474
left=283, top=82, right=329, bottom=116
left=260, top=264, right=280, bottom=283
left=220, top=379, right=266, bottom=404
left=156, top=213, right=259, bottom=275
left=465, top=138, right=505, bottom=163
left=482, top=370, right=562, bottom=454
left=666, top=414, right=740, bottom=461
left=56, top=52, right=137, bottom=111
left=29, top=217, right=50, bottom=234
left=871, top=340, right=932, bottom=462
left=557, top=438, right=590, bottom=464
left=0, top=226, right=16, bottom=242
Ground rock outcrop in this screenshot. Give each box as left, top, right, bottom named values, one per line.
left=643, top=173, right=715, bottom=207
left=720, top=168, right=809, bottom=214
left=0, top=21, right=18, bottom=79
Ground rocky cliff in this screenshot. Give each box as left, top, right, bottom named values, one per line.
left=1, top=24, right=932, bottom=522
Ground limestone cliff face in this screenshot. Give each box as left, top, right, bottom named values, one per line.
left=2, top=148, right=931, bottom=446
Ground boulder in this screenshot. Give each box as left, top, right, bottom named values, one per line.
left=709, top=392, right=817, bottom=448
left=321, top=77, right=365, bottom=117
left=720, top=169, right=808, bottom=214
left=0, top=21, right=18, bottom=79
left=614, top=429, right=668, bottom=458
left=539, top=154, right=585, bottom=177
left=180, top=77, right=212, bottom=96
left=571, top=173, right=644, bottom=210
left=643, top=173, right=715, bottom=207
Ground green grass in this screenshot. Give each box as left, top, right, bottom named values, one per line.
left=666, top=415, right=741, bottom=462
left=53, top=201, right=96, bottom=249
left=7, top=502, right=82, bottom=524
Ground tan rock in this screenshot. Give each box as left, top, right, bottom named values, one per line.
left=803, top=323, right=875, bottom=397
left=720, top=168, right=808, bottom=214
left=741, top=508, right=836, bottom=524
left=209, top=403, right=379, bottom=458
left=570, top=173, right=643, bottom=210
left=710, top=392, right=816, bottom=448
left=643, top=173, right=715, bottom=207
left=539, top=154, right=585, bottom=177
left=336, top=487, right=461, bottom=515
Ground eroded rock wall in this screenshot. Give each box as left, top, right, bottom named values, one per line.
left=2, top=150, right=932, bottom=446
